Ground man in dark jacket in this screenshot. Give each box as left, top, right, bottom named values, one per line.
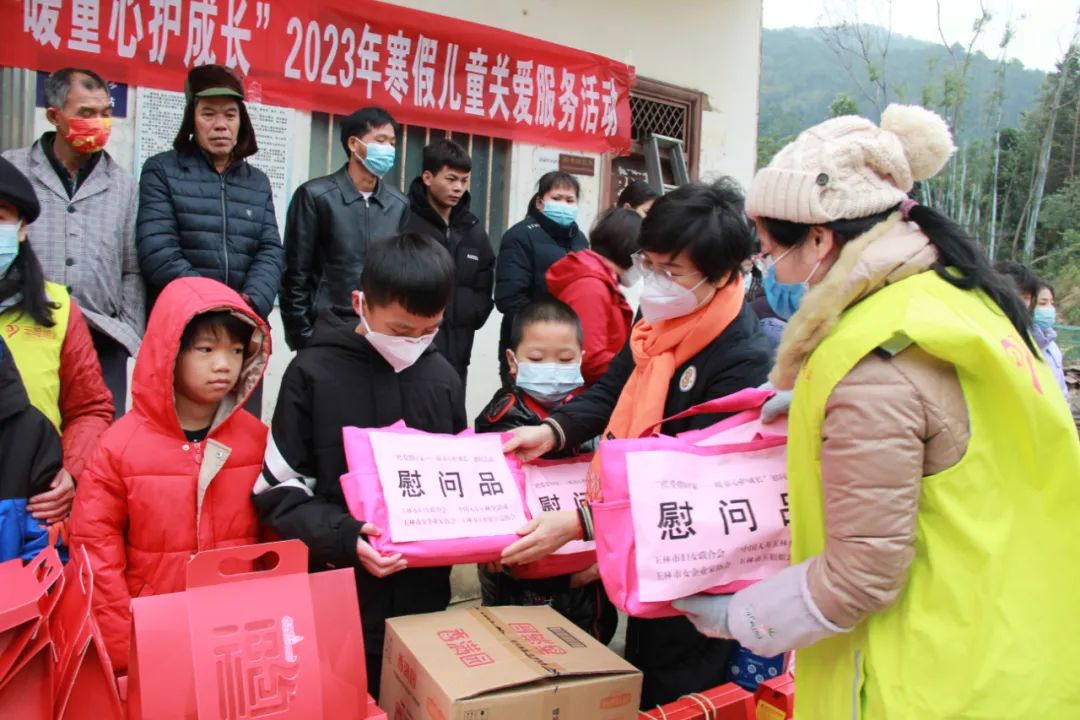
left=253, top=233, right=466, bottom=699
left=136, top=64, right=283, bottom=320
left=280, top=107, right=408, bottom=350
left=402, top=139, right=494, bottom=385
left=0, top=337, right=63, bottom=563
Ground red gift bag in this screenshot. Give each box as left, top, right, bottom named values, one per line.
left=127, top=540, right=368, bottom=720
left=0, top=547, right=64, bottom=720
left=50, top=547, right=124, bottom=720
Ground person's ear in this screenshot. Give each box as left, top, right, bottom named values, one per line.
left=534, top=194, right=545, bottom=212
left=505, top=349, right=519, bottom=379
left=351, top=290, right=364, bottom=318
left=348, top=136, right=364, bottom=159
left=422, top=170, right=435, bottom=189
left=46, top=107, right=63, bottom=130
left=809, top=226, right=839, bottom=263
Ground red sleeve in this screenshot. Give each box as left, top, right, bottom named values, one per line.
left=59, top=301, right=114, bottom=480
left=69, top=441, right=131, bottom=673
left=556, top=277, right=617, bottom=386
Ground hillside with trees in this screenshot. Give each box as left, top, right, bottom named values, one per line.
left=759, top=20, right=1080, bottom=347
left=760, top=27, right=1045, bottom=144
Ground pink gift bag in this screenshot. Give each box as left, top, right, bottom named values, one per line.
left=510, top=456, right=596, bottom=580
left=340, top=422, right=532, bottom=567
left=593, top=388, right=789, bottom=618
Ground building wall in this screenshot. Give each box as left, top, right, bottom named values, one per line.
left=381, top=1, right=763, bottom=431
left=382, top=0, right=763, bottom=187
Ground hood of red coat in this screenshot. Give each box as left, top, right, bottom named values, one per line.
left=131, top=278, right=270, bottom=436
left=546, top=249, right=619, bottom=295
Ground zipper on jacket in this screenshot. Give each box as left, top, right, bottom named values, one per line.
left=364, top=196, right=370, bottom=255
left=851, top=650, right=862, bottom=720
left=220, top=174, right=229, bottom=285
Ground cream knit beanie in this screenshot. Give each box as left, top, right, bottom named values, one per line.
left=746, top=104, right=956, bottom=224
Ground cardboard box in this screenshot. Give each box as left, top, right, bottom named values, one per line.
left=381, top=605, right=642, bottom=720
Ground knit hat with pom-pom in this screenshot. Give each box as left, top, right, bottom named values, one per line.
left=746, top=104, right=956, bottom=224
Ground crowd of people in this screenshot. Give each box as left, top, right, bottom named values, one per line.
left=1, top=63, right=1078, bottom=718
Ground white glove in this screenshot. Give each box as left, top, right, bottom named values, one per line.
left=673, top=594, right=733, bottom=639
left=759, top=382, right=792, bottom=424
left=726, top=559, right=848, bottom=658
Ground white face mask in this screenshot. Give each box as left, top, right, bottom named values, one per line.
left=639, top=271, right=710, bottom=323
left=361, top=315, right=437, bottom=373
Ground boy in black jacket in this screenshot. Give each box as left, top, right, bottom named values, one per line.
left=475, top=300, right=616, bottom=644
left=402, top=139, right=494, bottom=385
left=253, top=233, right=467, bottom=699
left=0, top=337, right=63, bottom=563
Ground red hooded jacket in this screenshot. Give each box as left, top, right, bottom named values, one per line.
left=70, top=278, right=270, bottom=673
left=546, top=249, right=633, bottom=386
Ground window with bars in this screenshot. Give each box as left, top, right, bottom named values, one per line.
left=630, top=95, right=688, bottom=143
left=607, top=78, right=703, bottom=206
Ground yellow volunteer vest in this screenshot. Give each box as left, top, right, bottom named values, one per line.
left=787, top=271, right=1080, bottom=719
left=0, top=281, right=70, bottom=430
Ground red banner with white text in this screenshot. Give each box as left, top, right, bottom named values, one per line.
left=4, top=0, right=635, bottom=153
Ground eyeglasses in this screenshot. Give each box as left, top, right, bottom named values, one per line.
left=631, top=251, right=702, bottom=289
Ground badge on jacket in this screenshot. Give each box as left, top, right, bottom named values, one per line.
left=679, top=366, right=697, bottom=392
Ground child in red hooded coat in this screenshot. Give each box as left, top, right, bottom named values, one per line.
left=70, top=277, right=270, bottom=673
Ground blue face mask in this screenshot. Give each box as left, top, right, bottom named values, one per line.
left=515, top=359, right=584, bottom=408
left=356, top=140, right=396, bottom=177
left=1033, top=306, right=1056, bottom=330
left=0, top=223, right=20, bottom=275
left=542, top=199, right=578, bottom=227
left=763, top=246, right=820, bottom=321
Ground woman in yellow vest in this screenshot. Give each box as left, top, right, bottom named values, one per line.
left=0, top=157, right=113, bottom=528
left=675, top=106, right=1080, bottom=718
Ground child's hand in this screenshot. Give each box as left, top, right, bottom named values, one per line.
left=356, top=523, right=408, bottom=578
left=500, top=511, right=581, bottom=566
left=29, top=468, right=75, bottom=523
left=502, top=424, right=557, bottom=463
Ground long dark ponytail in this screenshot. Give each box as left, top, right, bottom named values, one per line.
left=0, top=240, right=58, bottom=327
left=908, top=204, right=1036, bottom=353
left=762, top=203, right=1037, bottom=355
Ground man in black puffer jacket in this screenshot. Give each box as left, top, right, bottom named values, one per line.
left=402, top=139, right=494, bottom=385
left=136, top=64, right=283, bottom=322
